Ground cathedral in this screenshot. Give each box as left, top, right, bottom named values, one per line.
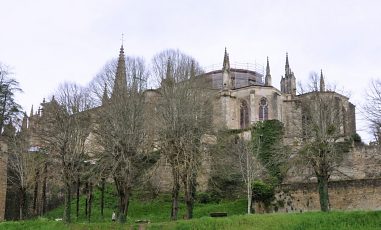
left=205, top=48, right=356, bottom=139
left=24, top=46, right=357, bottom=143
left=0, top=46, right=361, bottom=220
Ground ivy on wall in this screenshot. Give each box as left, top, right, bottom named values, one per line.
left=251, top=120, right=286, bottom=184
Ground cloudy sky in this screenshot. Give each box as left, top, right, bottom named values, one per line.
left=1, top=0, right=380, bottom=142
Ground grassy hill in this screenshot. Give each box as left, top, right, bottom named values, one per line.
left=1, top=185, right=380, bottom=229
left=42, top=185, right=247, bottom=224
left=1, top=210, right=381, bottom=230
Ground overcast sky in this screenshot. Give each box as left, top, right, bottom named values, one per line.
left=1, top=0, right=380, bottom=142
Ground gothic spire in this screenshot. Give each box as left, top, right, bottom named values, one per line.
left=21, top=112, right=28, bottom=131
left=102, top=83, right=109, bottom=105
left=111, top=45, right=128, bottom=99
left=265, top=56, right=272, bottom=86
left=166, top=57, right=172, bottom=80
left=223, top=47, right=230, bottom=71
left=30, top=105, right=34, bottom=117
left=190, top=60, right=195, bottom=78
left=320, top=69, right=325, bottom=92
left=285, top=52, right=290, bottom=75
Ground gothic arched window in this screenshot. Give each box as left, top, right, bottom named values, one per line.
left=259, top=97, right=269, bottom=121
left=240, top=100, right=249, bottom=129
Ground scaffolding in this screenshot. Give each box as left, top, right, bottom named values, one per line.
left=203, top=61, right=264, bottom=75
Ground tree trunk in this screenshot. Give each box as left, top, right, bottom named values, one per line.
left=100, top=178, right=105, bottom=218
left=247, top=179, right=252, bottom=214
left=317, top=175, right=330, bottom=212
left=184, top=174, right=196, bottom=219
left=171, top=168, right=180, bottom=221
left=84, top=182, right=88, bottom=217
left=63, top=184, right=72, bottom=223
left=19, top=188, right=26, bottom=220
left=33, top=169, right=40, bottom=216
left=41, top=163, right=47, bottom=215
left=88, top=182, right=93, bottom=222
left=76, top=175, right=80, bottom=219
left=117, top=187, right=130, bottom=223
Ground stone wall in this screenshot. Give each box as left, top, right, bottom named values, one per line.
left=276, top=178, right=381, bottom=212
left=285, top=146, right=381, bottom=183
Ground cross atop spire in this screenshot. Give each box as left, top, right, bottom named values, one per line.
left=121, top=33, right=125, bottom=46
left=223, top=47, right=230, bottom=71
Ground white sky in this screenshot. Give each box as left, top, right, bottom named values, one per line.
left=1, top=0, right=380, bottom=142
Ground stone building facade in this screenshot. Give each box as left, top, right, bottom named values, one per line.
left=205, top=49, right=355, bottom=139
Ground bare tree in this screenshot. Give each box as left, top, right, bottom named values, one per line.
left=0, top=63, right=22, bottom=133
left=93, top=54, right=151, bottom=223
left=295, top=72, right=350, bottom=212
left=362, top=80, right=381, bottom=144
left=88, top=56, right=147, bottom=106
left=152, top=49, right=212, bottom=220
left=5, top=119, right=41, bottom=220
left=37, top=82, right=92, bottom=223
left=88, top=60, right=117, bottom=106
left=236, top=137, right=262, bottom=214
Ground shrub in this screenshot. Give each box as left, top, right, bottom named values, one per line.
left=252, top=180, right=275, bottom=205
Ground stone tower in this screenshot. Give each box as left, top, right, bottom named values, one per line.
left=280, top=53, right=296, bottom=95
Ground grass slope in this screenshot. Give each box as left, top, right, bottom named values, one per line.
left=1, top=185, right=380, bottom=229
left=43, top=185, right=247, bottom=224
left=149, top=211, right=381, bottom=230
left=1, top=211, right=381, bottom=230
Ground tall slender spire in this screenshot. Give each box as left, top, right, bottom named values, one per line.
left=281, top=52, right=296, bottom=95
left=285, top=52, right=290, bottom=75
left=265, top=57, right=272, bottom=86
left=21, top=112, right=28, bottom=132
left=320, top=69, right=325, bottom=92
left=222, top=48, right=232, bottom=90
left=111, top=45, right=128, bottom=99
left=190, top=60, right=195, bottom=78
left=166, top=57, right=172, bottom=80
left=30, top=105, right=34, bottom=117
left=102, top=83, right=109, bottom=105
left=223, top=47, right=230, bottom=70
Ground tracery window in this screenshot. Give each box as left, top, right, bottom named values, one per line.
left=259, top=97, right=269, bottom=121
left=240, top=100, right=249, bottom=129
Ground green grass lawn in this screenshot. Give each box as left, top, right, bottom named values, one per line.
left=42, top=185, right=247, bottom=224
left=1, top=185, right=380, bottom=229
left=1, top=211, right=381, bottom=230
